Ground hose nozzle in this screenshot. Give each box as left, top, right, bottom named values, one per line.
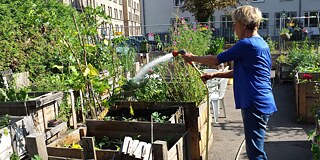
left=172, top=49, right=187, bottom=57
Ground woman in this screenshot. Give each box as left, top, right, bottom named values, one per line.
left=182, top=5, right=277, bottom=160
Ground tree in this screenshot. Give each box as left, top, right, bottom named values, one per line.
left=181, top=0, right=239, bottom=22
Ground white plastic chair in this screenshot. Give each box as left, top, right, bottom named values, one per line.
left=202, top=69, right=220, bottom=123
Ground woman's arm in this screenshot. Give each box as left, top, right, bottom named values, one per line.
left=201, top=70, right=233, bottom=82
left=182, top=54, right=220, bottom=66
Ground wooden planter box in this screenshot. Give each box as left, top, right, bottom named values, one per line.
left=106, top=101, right=212, bottom=160
left=294, top=73, right=320, bottom=123
left=0, top=92, right=63, bottom=132
left=47, top=120, right=188, bottom=160
left=271, top=53, right=280, bottom=70
left=276, top=62, right=293, bottom=84
left=0, top=116, right=35, bottom=159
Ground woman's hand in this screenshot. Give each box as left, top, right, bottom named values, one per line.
left=200, top=72, right=216, bottom=83
left=181, top=52, right=194, bottom=64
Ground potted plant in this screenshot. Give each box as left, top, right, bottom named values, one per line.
left=280, top=28, right=292, bottom=40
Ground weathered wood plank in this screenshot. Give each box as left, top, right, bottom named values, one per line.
left=182, top=103, right=201, bottom=160
left=82, top=137, right=97, bottom=160
left=153, top=140, right=168, bottom=160
left=26, top=133, right=48, bottom=160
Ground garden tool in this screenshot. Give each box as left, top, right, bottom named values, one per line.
left=172, top=49, right=202, bottom=75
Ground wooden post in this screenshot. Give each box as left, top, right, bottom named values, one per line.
left=25, top=133, right=48, bottom=160
left=183, top=103, right=201, bottom=160
left=153, top=140, right=168, bottom=160
left=69, top=90, right=77, bottom=129
left=82, top=137, right=96, bottom=160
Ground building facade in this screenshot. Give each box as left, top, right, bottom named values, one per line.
left=62, top=0, right=142, bottom=37
left=142, top=0, right=320, bottom=41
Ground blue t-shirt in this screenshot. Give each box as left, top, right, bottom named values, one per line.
left=217, top=35, right=277, bottom=114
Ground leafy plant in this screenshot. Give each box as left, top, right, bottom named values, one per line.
left=95, top=136, right=122, bottom=151
left=0, top=87, right=29, bottom=102
left=10, top=152, right=19, bottom=160
left=206, top=37, right=224, bottom=55
left=280, top=28, right=292, bottom=36
left=151, top=112, right=168, bottom=123
left=0, top=114, right=10, bottom=129
left=31, top=155, right=42, bottom=160
left=266, top=36, right=276, bottom=54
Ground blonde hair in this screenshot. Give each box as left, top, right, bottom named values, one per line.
left=232, top=5, right=262, bottom=31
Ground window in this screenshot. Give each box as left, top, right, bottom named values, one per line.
left=137, top=3, right=139, bottom=11
left=174, top=0, right=182, bottom=7
left=108, top=6, right=112, bottom=17
left=274, top=11, right=297, bottom=28
left=119, top=10, right=123, bottom=20
left=119, top=0, right=122, bottom=5
left=113, top=0, right=117, bottom=3
left=304, top=11, right=319, bottom=27
left=114, top=8, right=118, bottom=19
left=101, top=4, right=106, bottom=14
left=260, top=13, right=269, bottom=29
left=129, top=12, right=132, bottom=21
left=128, top=0, right=131, bottom=7
left=221, top=15, right=232, bottom=29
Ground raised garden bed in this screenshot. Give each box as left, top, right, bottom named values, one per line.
left=47, top=120, right=188, bottom=160
left=277, top=62, right=293, bottom=84
left=0, top=116, right=35, bottom=159
left=0, top=92, right=63, bottom=132
left=106, top=101, right=212, bottom=160
left=294, top=72, right=320, bottom=123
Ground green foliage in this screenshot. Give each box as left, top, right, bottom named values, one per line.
left=10, top=152, right=19, bottom=160
left=0, top=114, right=10, bottom=129
left=151, top=112, right=168, bottom=123
left=95, top=136, right=122, bottom=151
left=181, top=0, right=238, bottom=22
left=0, top=0, right=77, bottom=78
left=171, top=19, right=212, bottom=56
left=287, top=39, right=319, bottom=72
left=206, top=37, right=225, bottom=55
left=266, top=36, right=276, bottom=54
left=32, top=155, right=42, bottom=160
left=0, top=87, right=29, bottom=102
left=140, top=40, right=149, bottom=53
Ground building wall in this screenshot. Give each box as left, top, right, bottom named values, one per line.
left=142, top=0, right=194, bottom=36
left=143, top=0, right=320, bottom=40
left=62, top=0, right=142, bottom=37
left=213, top=0, right=320, bottom=39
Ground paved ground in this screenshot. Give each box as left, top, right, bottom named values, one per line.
left=208, top=83, right=314, bottom=160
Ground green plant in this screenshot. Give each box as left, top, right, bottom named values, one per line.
left=140, top=40, right=149, bottom=53
left=31, top=155, right=42, bottom=160
left=0, top=87, right=29, bottom=102
left=95, top=136, right=122, bottom=151
left=266, top=36, right=276, bottom=54
left=0, top=114, right=10, bottom=129
left=280, top=28, right=292, bottom=36
left=151, top=112, right=168, bottom=123
left=206, top=37, right=224, bottom=55
left=277, top=54, right=289, bottom=64
left=287, top=39, right=319, bottom=73
left=155, top=35, right=164, bottom=51
left=10, top=152, right=19, bottom=160
left=171, top=18, right=212, bottom=56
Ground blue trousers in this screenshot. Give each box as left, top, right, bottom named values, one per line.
left=241, top=105, right=272, bottom=160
